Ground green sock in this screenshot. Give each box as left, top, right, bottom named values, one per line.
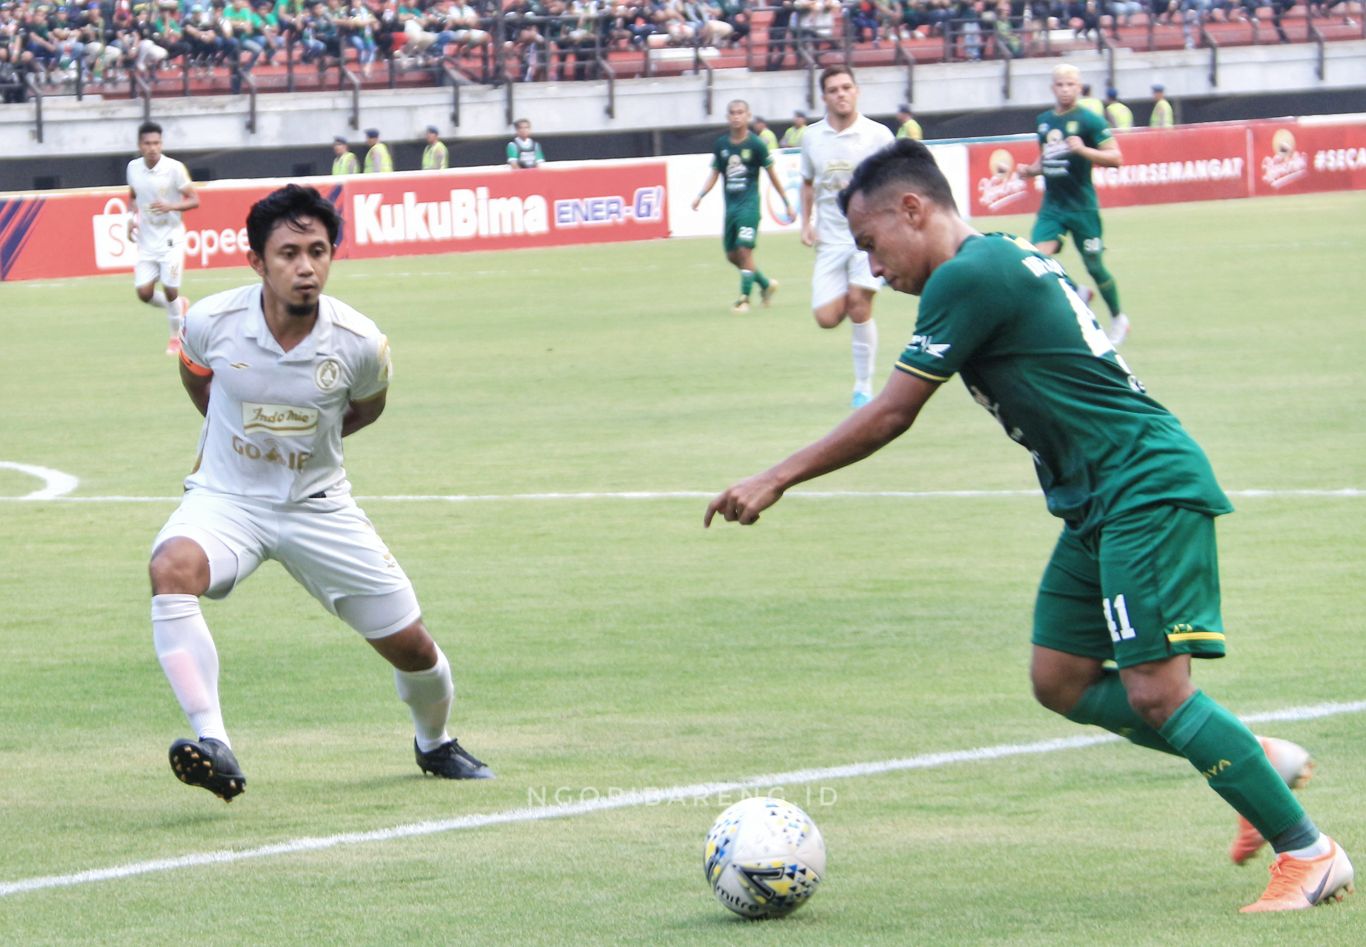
left=1065, top=669, right=1179, bottom=755
left=1159, top=690, right=1312, bottom=844
left=1096, top=278, right=1122, bottom=319
left=1082, top=253, right=1122, bottom=316
left=753, top=270, right=770, bottom=291
left=740, top=270, right=755, bottom=297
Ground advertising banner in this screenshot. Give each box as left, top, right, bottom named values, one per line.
left=665, top=150, right=803, bottom=240
left=1089, top=125, right=1250, bottom=206
left=967, top=125, right=1251, bottom=217
left=966, top=139, right=1042, bottom=218
left=1250, top=120, right=1366, bottom=197
left=3, top=122, right=1364, bottom=282
left=341, top=162, right=668, bottom=258
left=1, top=164, right=668, bottom=281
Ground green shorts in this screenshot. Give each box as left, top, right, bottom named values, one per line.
left=1032, top=505, right=1227, bottom=668
left=723, top=206, right=760, bottom=253
left=1030, top=202, right=1104, bottom=256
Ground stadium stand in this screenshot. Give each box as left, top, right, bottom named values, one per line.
left=0, top=0, right=1360, bottom=102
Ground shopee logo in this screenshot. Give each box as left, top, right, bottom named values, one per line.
left=90, top=196, right=251, bottom=270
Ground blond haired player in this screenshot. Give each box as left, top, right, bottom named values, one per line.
left=1019, top=64, right=1130, bottom=346
left=127, top=121, right=198, bottom=356
left=149, top=184, right=492, bottom=801
left=800, top=64, right=895, bottom=408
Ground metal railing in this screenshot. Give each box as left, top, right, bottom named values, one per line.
left=998, top=32, right=1015, bottom=101
left=10, top=5, right=1366, bottom=150
left=693, top=46, right=714, bottom=116
left=1200, top=25, right=1219, bottom=87
left=1096, top=30, right=1115, bottom=90
left=892, top=40, right=915, bottom=106
left=596, top=49, right=617, bottom=118
left=27, top=73, right=43, bottom=143
left=341, top=66, right=361, bottom=129
left=796, top=40, right=819, bottom=111
left=238, top=68, right=259, bottom=133
left=441, top=59, right=463, bottom=127
left=133, top=71, right=153, bottom=123
left=1308, top=22, right=1325, bottom=80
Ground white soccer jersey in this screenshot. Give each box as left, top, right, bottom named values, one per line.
left=179, top=285, right=393, bottom=504
left=126, top=155, right=192, bottom=257
left=800, top=114, right=894, bottom=247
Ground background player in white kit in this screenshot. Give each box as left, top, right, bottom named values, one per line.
left=127, top=121, right=199, bottom=357
left=800, top=65, right=895, bottom=409
left=148, top=185, right=492, bottom=802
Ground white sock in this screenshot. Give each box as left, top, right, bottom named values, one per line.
left=151, top=593, right=229, bottom=746
left=395, top=647, right=453, bottom=753
left=164, top=294, right=183, bottom=336
left=1287, top=834, right=1332, bottom=860
left=850, top=318, right=878, bottom=397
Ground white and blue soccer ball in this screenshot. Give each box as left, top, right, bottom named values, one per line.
left=703, top=796, right=826, bottom=919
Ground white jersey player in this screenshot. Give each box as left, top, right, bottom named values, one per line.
left=799, top=65, right=895, bottom=409
left=148, top=184, right=492, bottom=802
left=126, top=121, right=198, bottom=356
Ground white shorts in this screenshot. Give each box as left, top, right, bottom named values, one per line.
left=152, top=490, right=421, bottom=639
left=811, top=243, right=882, bottom=309
left=134, top=246, right=185, bottom=290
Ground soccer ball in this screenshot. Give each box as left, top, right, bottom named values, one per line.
left=703, top=796, right=826, bottom=918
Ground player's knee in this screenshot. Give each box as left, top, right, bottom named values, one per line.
left=1031, top=672, right=1080, bottom=716
left=370, top=620, right=438, bottom=672
left=1029, top=650, right=1101, bottom=716
left=136, top=286, right=155, bottom=303
left=1121, top=673, right=1192, bottom=728
left=812, top=303, right=844, bottom=329
left=148, top=539, right=210, bottom=595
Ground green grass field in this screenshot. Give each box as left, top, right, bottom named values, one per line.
left=1, top=192, right=1363, bottom=945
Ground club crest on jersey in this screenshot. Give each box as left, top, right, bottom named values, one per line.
left=315, top=358, right=342, bottom=390
left=906, top=334, right=951, bottom=359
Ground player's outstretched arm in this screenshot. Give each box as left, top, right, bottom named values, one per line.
left=704, top=371, right=939, bottom=527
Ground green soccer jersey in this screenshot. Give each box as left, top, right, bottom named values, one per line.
left=1034, top=106, right=1112, bottom=213
left=711, top=132, right=772, bottom=217
left=896, top=233, right=1232, bottom=537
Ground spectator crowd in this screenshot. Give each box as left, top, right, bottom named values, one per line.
left=1, top=0, right=1357, bottom=102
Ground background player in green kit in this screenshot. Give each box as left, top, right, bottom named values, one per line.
left=1021, top=64, right=1131, bottom=347
left=705, top=138, right=1354, bottom=915
left=693, top=99, right=794, bottom=314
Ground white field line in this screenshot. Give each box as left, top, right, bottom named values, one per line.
left=1, top=489, right=1362, bottom=503
left=2, top=699, right=1363, bottom=900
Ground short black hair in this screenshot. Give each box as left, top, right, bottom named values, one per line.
left=246, top=184, right=342, bottom=256
left=819, top=63, right=855, bottom=94
left=137, top=121, right=162, bottom=139
left=837, top=139, right=957, bottom=217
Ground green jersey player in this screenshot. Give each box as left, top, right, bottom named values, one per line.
left=1020, top=64, right=1130, bottom=346
left=693, top=99, right=794, bottom=314
left=705, top=138, right=1354, bottom=915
